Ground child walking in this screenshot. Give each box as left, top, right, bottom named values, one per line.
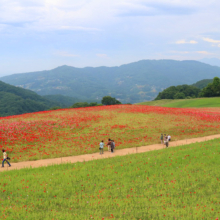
left=2, top=150, right=11, bottom=168
left=99, top=140, right=104, bottom=154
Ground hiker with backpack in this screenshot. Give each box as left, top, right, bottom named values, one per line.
left=164, top=136, right=169, bottom=148
left=106, top=138, right=112, bottom=152
left=2, top=149, right=11, bottom=168
left=168, top=134, right=171, bottom=141
left=110, top=140, right=115, bottom=153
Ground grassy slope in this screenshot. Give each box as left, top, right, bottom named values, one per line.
left=2, top=105, right=220, bottom=162
left=0, top=139, right=220, bottom=219
left=138, top=97, right=220, bottom=108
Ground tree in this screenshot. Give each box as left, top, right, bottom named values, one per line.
left=200, top=77, right=220, bottom=97
left=154, top=85, right=200, bottom=100
left=174, top=92, right=185, bottom=99
left=101, top=96, right=121, bottom=105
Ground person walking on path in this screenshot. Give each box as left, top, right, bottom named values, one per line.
left=160, top=134, right=163, bottom=144
left=164, top=136, right=169, bottom=148
left=106, top=138, right=112, bottom=152
left=168, top=135, right=171, bottom=141
left=2, top=150, right=11, bottom=168
left=99, top=140, right=104, bottom=154
left=110, top=140, right=115, bottom=153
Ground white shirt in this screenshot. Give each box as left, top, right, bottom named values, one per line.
left=168, top=135, right=171, bottom=140
left=3, top=152, right=7, bottom=159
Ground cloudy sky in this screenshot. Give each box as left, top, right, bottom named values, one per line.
left=0, top=0, right=220, bottom=76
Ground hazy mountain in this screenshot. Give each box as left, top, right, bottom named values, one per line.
left=43, top=95, right=81, bottom=108
left=200, top=58, right=220, bottom=67
left=1, top=60, right=220, bottom=103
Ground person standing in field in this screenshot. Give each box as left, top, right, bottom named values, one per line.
left=99, top=140, right=104, bottom=154
left=110, top=140, right=115, bottom=153
left=1, top=149, right=11, bottom=168
left=168, top=135, right=171, bottom=141
left=106, top=138, right=111, bottom=152
left=160, top=134, right=163, bottom=144
left=165, top=136, right=169, bottom=148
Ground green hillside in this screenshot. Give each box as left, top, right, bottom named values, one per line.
left=1, top=60, right=220, bottom=103
left=1, top=139, right=219, bottom=219
left=43, top=94, right=81, bottom=108
left=0, top=80, right=60, bottom=116
left=138, top=97, right=220, bottom=108
left=192, top=79, right=213, bottom=89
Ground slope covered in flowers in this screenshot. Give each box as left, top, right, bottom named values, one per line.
left=1, top=105, right=220, bottom=161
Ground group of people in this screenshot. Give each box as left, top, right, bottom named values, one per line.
left=2, top=134, right=172, bottom=166
left=99, top=138, right=115, bottom=154
left=160, top=134, right=171, bottom=148
left=1, top=149, right=11, bottom=168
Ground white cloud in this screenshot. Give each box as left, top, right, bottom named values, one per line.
left=175, top=39, right=198, bottom=44
left=189, top=40, right=198, bottom=44
left=0, top=0, right=214, bottom=33
left=54, top=51, right=79, bottom=57
left=196, top=51, right=213, bottom=55
left=203, top=37, right=220, bottom=44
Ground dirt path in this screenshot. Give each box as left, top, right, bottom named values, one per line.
left=1, top=134, right=220, bottom=172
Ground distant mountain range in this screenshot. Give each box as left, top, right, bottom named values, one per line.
left=1, top=60, right=220, bottom=103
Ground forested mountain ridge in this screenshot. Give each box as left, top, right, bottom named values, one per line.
left=192, top=79, right=213, bottom=89
left=0, top=80, right=61, bottom=116
left=1, top=60, right=220, bottom=103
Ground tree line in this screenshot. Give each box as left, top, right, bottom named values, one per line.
left=49, top=96, right=122, bottom=110
left=155, top=77, right=220, bottom=100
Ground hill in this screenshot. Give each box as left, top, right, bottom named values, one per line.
left=138, top=97, right=220, bottom=108
left=192, top=79, right=213, bottom=89
left=1, top=139, right=219, bottom=219
left=1, top=104, right=220, bottom=161
left=1, top=60, right=220, bottom=103
left=0, top=80, right=61, bottom=116
left=43, top=94, right=81, bottom=108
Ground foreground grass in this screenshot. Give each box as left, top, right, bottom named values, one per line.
left=0, top=139, right=220, bottom=219
left=138, top=97, right=220, bottom=108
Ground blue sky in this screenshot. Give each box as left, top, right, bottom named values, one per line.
left=0, top=0, right=220, bottom=76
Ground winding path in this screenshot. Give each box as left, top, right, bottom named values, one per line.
left=1, top=134, right=220, bottom=172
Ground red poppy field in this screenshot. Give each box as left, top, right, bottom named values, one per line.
left=1, top=105, right=220, bottom=162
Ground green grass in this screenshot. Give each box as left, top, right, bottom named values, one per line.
left=138, top=97, right=220, bottom=108
left=1, top=139, right=220, bottom=219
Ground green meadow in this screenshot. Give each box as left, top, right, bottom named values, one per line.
left=138, top=97, right=220, bottom=108
left=1, top=139, right=220, bottom=219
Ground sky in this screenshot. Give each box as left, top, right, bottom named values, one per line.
left=0, top=0, right=220, bottom=76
